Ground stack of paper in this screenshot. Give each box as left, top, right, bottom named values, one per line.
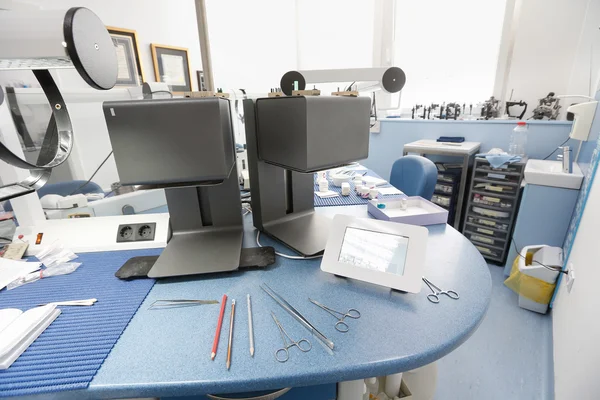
left=0, top=305, right=61, bottom=369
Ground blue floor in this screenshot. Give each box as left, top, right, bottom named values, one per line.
left=434, top=264, right=554, bottom=400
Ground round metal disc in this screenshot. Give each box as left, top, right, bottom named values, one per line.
left=381, top=67, right=406, bottom=93
left=280, top=71, right=306, bottom=96
left=64, top=7, right=117, bottom=90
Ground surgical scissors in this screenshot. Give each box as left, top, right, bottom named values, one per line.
left=309, top=298, right=360, bottom=333
left=422, top=277, right=459, bottom=303
left=271, top=312, right=312, bottom=363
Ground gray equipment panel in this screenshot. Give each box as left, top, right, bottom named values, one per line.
left=255, top=96, right=370, bottom=172
left=244, top=97, right=370, bottom=256
left=104, top=97, right=243, bottom=278
left=103, top=97, right=235, bottom=186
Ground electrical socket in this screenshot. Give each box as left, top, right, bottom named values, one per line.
left=566, top=262, right=575, bottom=293
left=116, top=222, right=156, bottom=243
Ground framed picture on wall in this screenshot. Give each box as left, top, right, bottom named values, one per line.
left=106, top=26, right=145, bottom=86
left=197, top=70, right=206, bottom=91
left=151, top=44, right=192, bottom=93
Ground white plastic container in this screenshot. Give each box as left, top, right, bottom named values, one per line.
left=508, top=121, right=528, bottom=156
left=517, top=245, right=561, bottom=314
left=318, top=178, right=328, bottom=192
left=341, top=182, right=351, bottom=196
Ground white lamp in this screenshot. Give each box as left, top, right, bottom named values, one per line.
left=0, top=7, right=117, bottom=198
left=280, top=67, right=406, bottom=95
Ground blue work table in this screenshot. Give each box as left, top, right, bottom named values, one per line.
left=17, top=206, right=491, bottom=399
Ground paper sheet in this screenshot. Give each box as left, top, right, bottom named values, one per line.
left=160, top=54, right=186, bottom=86
left=0, top=260, right=42, bottom=291
left=377, top=187, right=403, bottom=196
left=115, top=44, right=131, bottom=80
left=315, top=190, right=339, bottom=198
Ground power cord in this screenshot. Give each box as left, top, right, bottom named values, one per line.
left=542, top=137, right=571, bottom=160
left=370, top=92, right=378, bottom=128
left=68, top=151, right=114, bottom=195
left=511, top=238, right=567, bottom=275
left=256, top=231, right=323, bottom=260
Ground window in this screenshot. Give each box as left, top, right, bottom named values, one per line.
left=206, top=0, right=375, bottom=93
left=394, top=0, right=507, bottom=110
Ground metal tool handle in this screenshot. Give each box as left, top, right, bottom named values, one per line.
left=296, top=339, right=312, bottom=352
left=335, top=320, right=350, bottom=333
left=345, top=308, right=361, bottom=319
left=275, top=347, right=290, bottom=363
left=442, top=290, right=460, bottom=300
left=427, top=293, right=440, bottom=304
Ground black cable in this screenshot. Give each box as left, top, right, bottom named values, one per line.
left=0, top=236, right=12, bottom=242
left=511, top=238, right=567, bottom=275
left=346, top=81, right=356, bottom=92
left=543, top=137, right=571, bottom=160
left=68, top=151, right=113, bottom=195
left=370, top=92, right=378, bottom=128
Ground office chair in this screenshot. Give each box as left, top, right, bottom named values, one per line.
left=3, top=180, right=103, bottom=212
left=389, top=155, right=437, bottom=200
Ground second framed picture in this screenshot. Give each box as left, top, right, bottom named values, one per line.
left=151, top=44, right=193, bottom=93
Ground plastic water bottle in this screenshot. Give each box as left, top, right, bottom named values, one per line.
left=508, top=121, right=528, bottom=156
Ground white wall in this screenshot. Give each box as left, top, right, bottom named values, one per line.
left=552, top=170, right=600, bottom=399
left=496, top=0, right=598, bottom=117
left=566, top=0, right=600, bottom=96
left=0, top=0, right=202, bottom=191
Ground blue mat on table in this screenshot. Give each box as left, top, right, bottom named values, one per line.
left=0, top=248, right=162, bottom=397
left=313, top=169, right=405, bottom=206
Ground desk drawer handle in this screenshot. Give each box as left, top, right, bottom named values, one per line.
left=207, top=387, right=291, bottom=400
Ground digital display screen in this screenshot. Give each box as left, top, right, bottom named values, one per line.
left=338, top=227, right=409, bottom=275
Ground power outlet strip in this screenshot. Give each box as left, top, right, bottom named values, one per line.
left=116, top=222, right=156, bottom=243
left=15, top=214, right=169, bottom=256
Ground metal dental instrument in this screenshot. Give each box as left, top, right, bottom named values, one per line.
left=271, top=312, right=311, bottom=363
left=422, top=277, right=459, bottom=304
left=148, top=299, right=219, bottom=310
left=39, top=298, right=97, bottom=307
left=260, top=283, right=334, bottom=350
left=309, top=298, right=360, bottom=333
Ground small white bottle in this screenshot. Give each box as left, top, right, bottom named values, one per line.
left=400, top=197, right=408, bottom=210
left=365, top=377, right=379, bottom=398
left=318, top=177, right=328, bottom=192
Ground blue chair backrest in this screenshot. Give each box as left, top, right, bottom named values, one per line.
left=3, top=180, right=104, bottom=212
left=389, top=155, right=438, bottom=200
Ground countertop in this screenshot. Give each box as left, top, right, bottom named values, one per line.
left=14, top=206, right=492, bottom=399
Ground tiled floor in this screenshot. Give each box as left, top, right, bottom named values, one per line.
left=434, top=264, right=553, bottom=400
